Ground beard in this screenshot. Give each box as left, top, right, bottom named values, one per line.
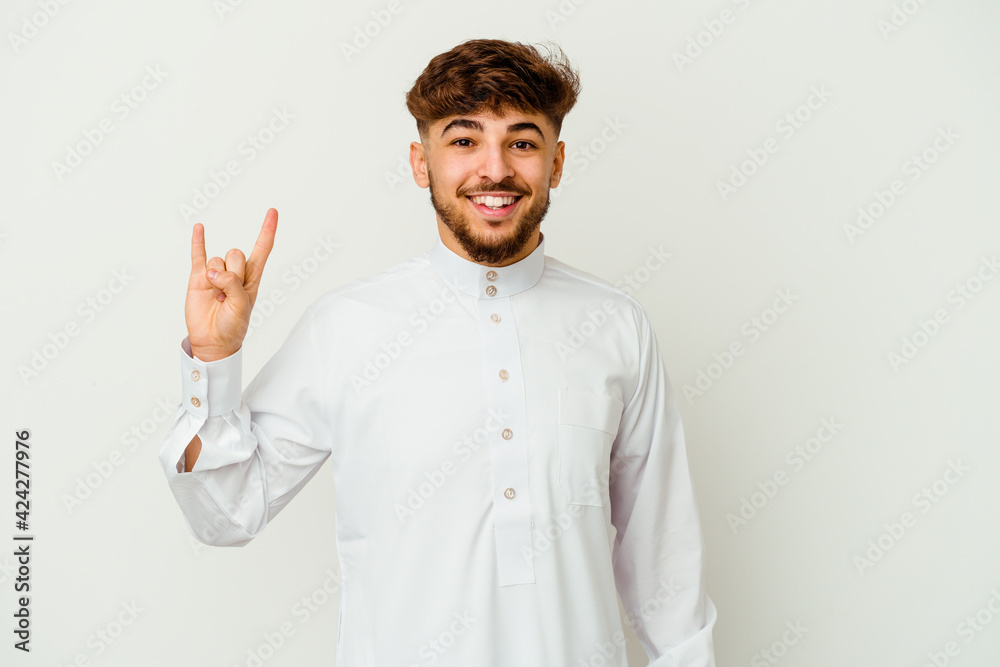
left=428, top=168, right=550, bottom=265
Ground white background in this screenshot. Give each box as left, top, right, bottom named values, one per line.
left=2, top=0, right=999, bottom=665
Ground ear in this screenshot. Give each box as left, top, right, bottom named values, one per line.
left=410, top=141, right=429, bottom=188
left=549, top=140, right=566, bottom=189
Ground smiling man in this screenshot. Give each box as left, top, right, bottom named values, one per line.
left=159, top=38, right=716, bottom=666
left=417, top=110, right=555, bottom=266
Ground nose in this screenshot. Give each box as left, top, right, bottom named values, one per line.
left=476, top=142, right=515, bottom=184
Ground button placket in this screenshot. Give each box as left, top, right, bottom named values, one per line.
left=477, top=294, right=534, bottom=586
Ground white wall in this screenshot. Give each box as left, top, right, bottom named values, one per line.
left=2, top=0, right=998, bottom=665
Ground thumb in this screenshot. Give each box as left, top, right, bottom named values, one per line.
left=206, top=268, right=248, bottom=304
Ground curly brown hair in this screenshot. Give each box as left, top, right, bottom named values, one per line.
left=405, top=38, right=581, bottom=141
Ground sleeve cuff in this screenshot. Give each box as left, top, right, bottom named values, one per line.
left=180, top=335, right=243, bottom=418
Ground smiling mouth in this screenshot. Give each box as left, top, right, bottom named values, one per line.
left=466, top=194, right=524, bottom=216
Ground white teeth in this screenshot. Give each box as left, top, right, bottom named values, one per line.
left=470, top=195, right=518, bottom=208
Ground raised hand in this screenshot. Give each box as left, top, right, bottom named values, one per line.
left=185, top=209, right=278, bottom=361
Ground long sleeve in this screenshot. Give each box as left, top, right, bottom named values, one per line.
left=609, top=306, right=717, bottom=666
left=158, top=307, right=333, bottom=547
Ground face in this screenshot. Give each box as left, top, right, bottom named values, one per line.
left=410, top=109, right=565, bottom=266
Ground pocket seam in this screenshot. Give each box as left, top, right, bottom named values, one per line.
left=558, top=389, right=624, bottom=434
left=557, top=390, right=623, bottom=507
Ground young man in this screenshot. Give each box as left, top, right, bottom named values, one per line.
left=160, top=38, right=717, bottom=666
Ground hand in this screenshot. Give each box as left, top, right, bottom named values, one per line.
left=185, top=209, right=278, bottom=361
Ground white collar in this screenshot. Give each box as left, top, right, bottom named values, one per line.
left=429, top=231, right=546, bottom=298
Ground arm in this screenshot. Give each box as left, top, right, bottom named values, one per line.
left=184, top=435, right=201, bottom=473
left=159, top=308, right=332, bottom=546
left=609, top=306, right=717, bottom=666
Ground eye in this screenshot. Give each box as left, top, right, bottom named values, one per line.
left=449, top=138, right=536, bottom=150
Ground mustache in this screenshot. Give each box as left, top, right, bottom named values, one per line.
left=461, top=184, right=529, bottom=197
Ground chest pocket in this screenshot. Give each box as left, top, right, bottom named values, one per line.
left=558, top=389, right=624, bottom=507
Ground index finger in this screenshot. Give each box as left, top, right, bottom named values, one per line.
left=191, top=223, right=207, bottom=273
left=246, top=208, right=278, bottom=284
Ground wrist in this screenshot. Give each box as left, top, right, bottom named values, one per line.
left=190, top=344, right=240, bottom=362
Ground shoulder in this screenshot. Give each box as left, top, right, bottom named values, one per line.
left=542, top=255, right=654, bottom=333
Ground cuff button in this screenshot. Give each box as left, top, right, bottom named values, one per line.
left=190, top=397, right=201, bottom=408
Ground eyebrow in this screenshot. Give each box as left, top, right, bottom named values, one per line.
left=440, top=118, right=546, bottom=142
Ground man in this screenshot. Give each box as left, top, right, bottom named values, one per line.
left=159, top=38, right=717, bottom=666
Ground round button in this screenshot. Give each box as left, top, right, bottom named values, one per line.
left=498, top=369, right=509, bottom=381
left=490, top=313, right=501, bottom=323
left=486, top=285, right=497, bottom=297
left=486, top=270, right=498, bottom=281
left=504, top=487, right=516, bottom=499
left=190, top=397, right=201, bottom=408
left=502, top=428, right=513, bottom=440
left=190, top=370, right=201, bottom=382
